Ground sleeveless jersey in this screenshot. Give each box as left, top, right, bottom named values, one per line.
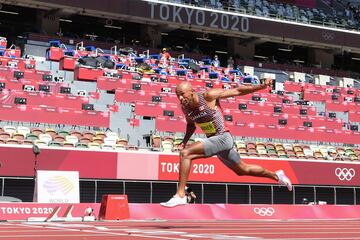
left=182, top=92, right=228, bottom=137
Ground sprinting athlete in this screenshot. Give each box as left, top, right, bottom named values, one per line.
left=161, top=79, right=292, bottom=207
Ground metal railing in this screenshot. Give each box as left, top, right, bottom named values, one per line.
left=2, top=176, right=359, bottom=205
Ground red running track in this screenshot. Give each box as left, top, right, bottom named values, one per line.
left=1, top=219, right=360, bottom=240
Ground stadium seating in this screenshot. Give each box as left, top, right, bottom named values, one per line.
left=0, top=34, right=356, bottom=162
left=176, top=0, right=360, bottom=30
left=0, top=123, right=356, bottom=161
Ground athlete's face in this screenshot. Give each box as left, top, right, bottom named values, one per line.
left=176, top=83, right=194, bottom=107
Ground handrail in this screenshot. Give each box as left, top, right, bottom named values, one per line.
left=59, top=43, right=68, bottom=50
left=95, top=48, right=104, bottom=55
left=76, top=41, right=84, bottom=51
left=110, top=45, right=117, bottom=55
left=8, top=44, right=16, bottom=50
left=177, top=54, right=185, bottom=60
left=143, top=50, right=150, bottom=59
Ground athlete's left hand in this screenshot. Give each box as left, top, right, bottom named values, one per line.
left=177, top=142, right=186, bottom=150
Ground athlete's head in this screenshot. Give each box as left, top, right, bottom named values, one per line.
left=176, top=82, right=196, bottom=107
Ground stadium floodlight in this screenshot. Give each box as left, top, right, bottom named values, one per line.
left=59, top=18, right=72, bottom=23
left=254, top=55, right=268, bottom=59
left=85, top=34, right=98, bottom=38
left=278, top=44, right=293, bottom=52
left=196, top=37, right=211, bottom=41
left=278, top=48, right=292, bottom=52
left=215, top=50, right=228, bottom=54
left=293, top=59, right=304, bottom=63
left=0, top=10, right=19, bottom=15
left=104, top=25, right=122, bottom=30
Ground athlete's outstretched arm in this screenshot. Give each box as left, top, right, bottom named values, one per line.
left=205, top=78, right=272, bottom=101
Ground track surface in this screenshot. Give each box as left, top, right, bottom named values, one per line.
left=1, top=219, right=360, bottom=239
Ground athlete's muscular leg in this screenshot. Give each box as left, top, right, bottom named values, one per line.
left=177, top=141, right=207, bottom=197
left=229, top=161, right=278, bottom=181
left=218, top=149, right=279, bottom=181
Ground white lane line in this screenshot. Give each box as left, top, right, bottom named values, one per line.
left=271, top=238, right=360, bottom=240
left=0, top=234, right=357, bottom=240
left=19, top=223, right=190, bottom=240
left=98, top=222, right=360, bottom=226
left=0, top=227, right=40, bottom=229
left=22, top=222, right=93, bottom=228
left=167, top=231, right=360, bottom=236
left=95, top=226, right=109, bottom=230
left=0, top=234, right=117, bottom=238
left=100, top=227, right=360, bottom=231
left=19, top=223, right=360, bottom=240
left=182, top=234, right=261, bottom=239
left=13, top=221, right=360, bottom=240
left=89, top=220, right=360, bottom=224
left=116, top=224, right=360, bottom=229
left=214, top=231, right=360, bottom=235
left=96, top=220, right=360, bottom=223
left=0, top=226, right=360, bottom=234
left=151, top=220, right=360, bottom=223
left=64, top=229, right=190, bottom=240
left=0, top=230, right=73, bottom=233
left=90, top=223, right=360, bottom=228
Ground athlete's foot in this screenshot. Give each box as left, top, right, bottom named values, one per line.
left=160, top=194, right=187, bottom=207
left=276, top=170, right=292, bottom=191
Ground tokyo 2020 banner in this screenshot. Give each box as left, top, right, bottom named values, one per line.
left=22, top=0, right=360, bottom=49
left=0, top=146, right=359, bottom=186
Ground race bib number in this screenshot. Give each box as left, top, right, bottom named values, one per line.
left=197, top=121, right=216, bottom=134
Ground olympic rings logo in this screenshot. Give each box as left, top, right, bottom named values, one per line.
left=322, top=31, right=335, bottom=41
left=253, top=207, right=275, bottom=216
left=335, top=168, right=355, bottom=181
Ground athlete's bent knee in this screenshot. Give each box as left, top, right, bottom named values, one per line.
left=180, top=149, right=190, bottom=159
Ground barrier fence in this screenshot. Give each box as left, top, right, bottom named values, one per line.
left=1, top=146, right=360, bottom=186
left=3, top=202, right=360, bottom=220
left=2, top=177, right=360, bottom=205
left=1, top=146, right=360, bottom=205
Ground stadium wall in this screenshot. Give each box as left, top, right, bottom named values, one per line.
left=0, top=145, right=359, bottom=186
left=0, top=145, right=359, bottom=204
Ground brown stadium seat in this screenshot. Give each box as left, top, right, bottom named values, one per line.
left=117, top=138, right=128, bottom=146
left=53, top=135, right=66, bottom=143
left=22, top=139, right=34, bottom=145
left=31, top=128, right=44, bottom=137
left=70, top=130, right=82, bottom=139
left=92, top=137, right=104, bottom=145
left=0, top=132, right=11, bottom=140
left=95, top=131, right=106, bottom=140
left=79, top=136, right=91, bottom=144
left=45, top=128, right=57, bottom=139
left=6, top=138, right=20, bottom=145
left=12, top=132, right=25, bottom=141
left=82, top=131, right=95, bottom=141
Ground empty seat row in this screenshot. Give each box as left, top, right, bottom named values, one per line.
left=148, top=134, right=360, bottom=162
left=0, top=126, right=133, bottom=149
